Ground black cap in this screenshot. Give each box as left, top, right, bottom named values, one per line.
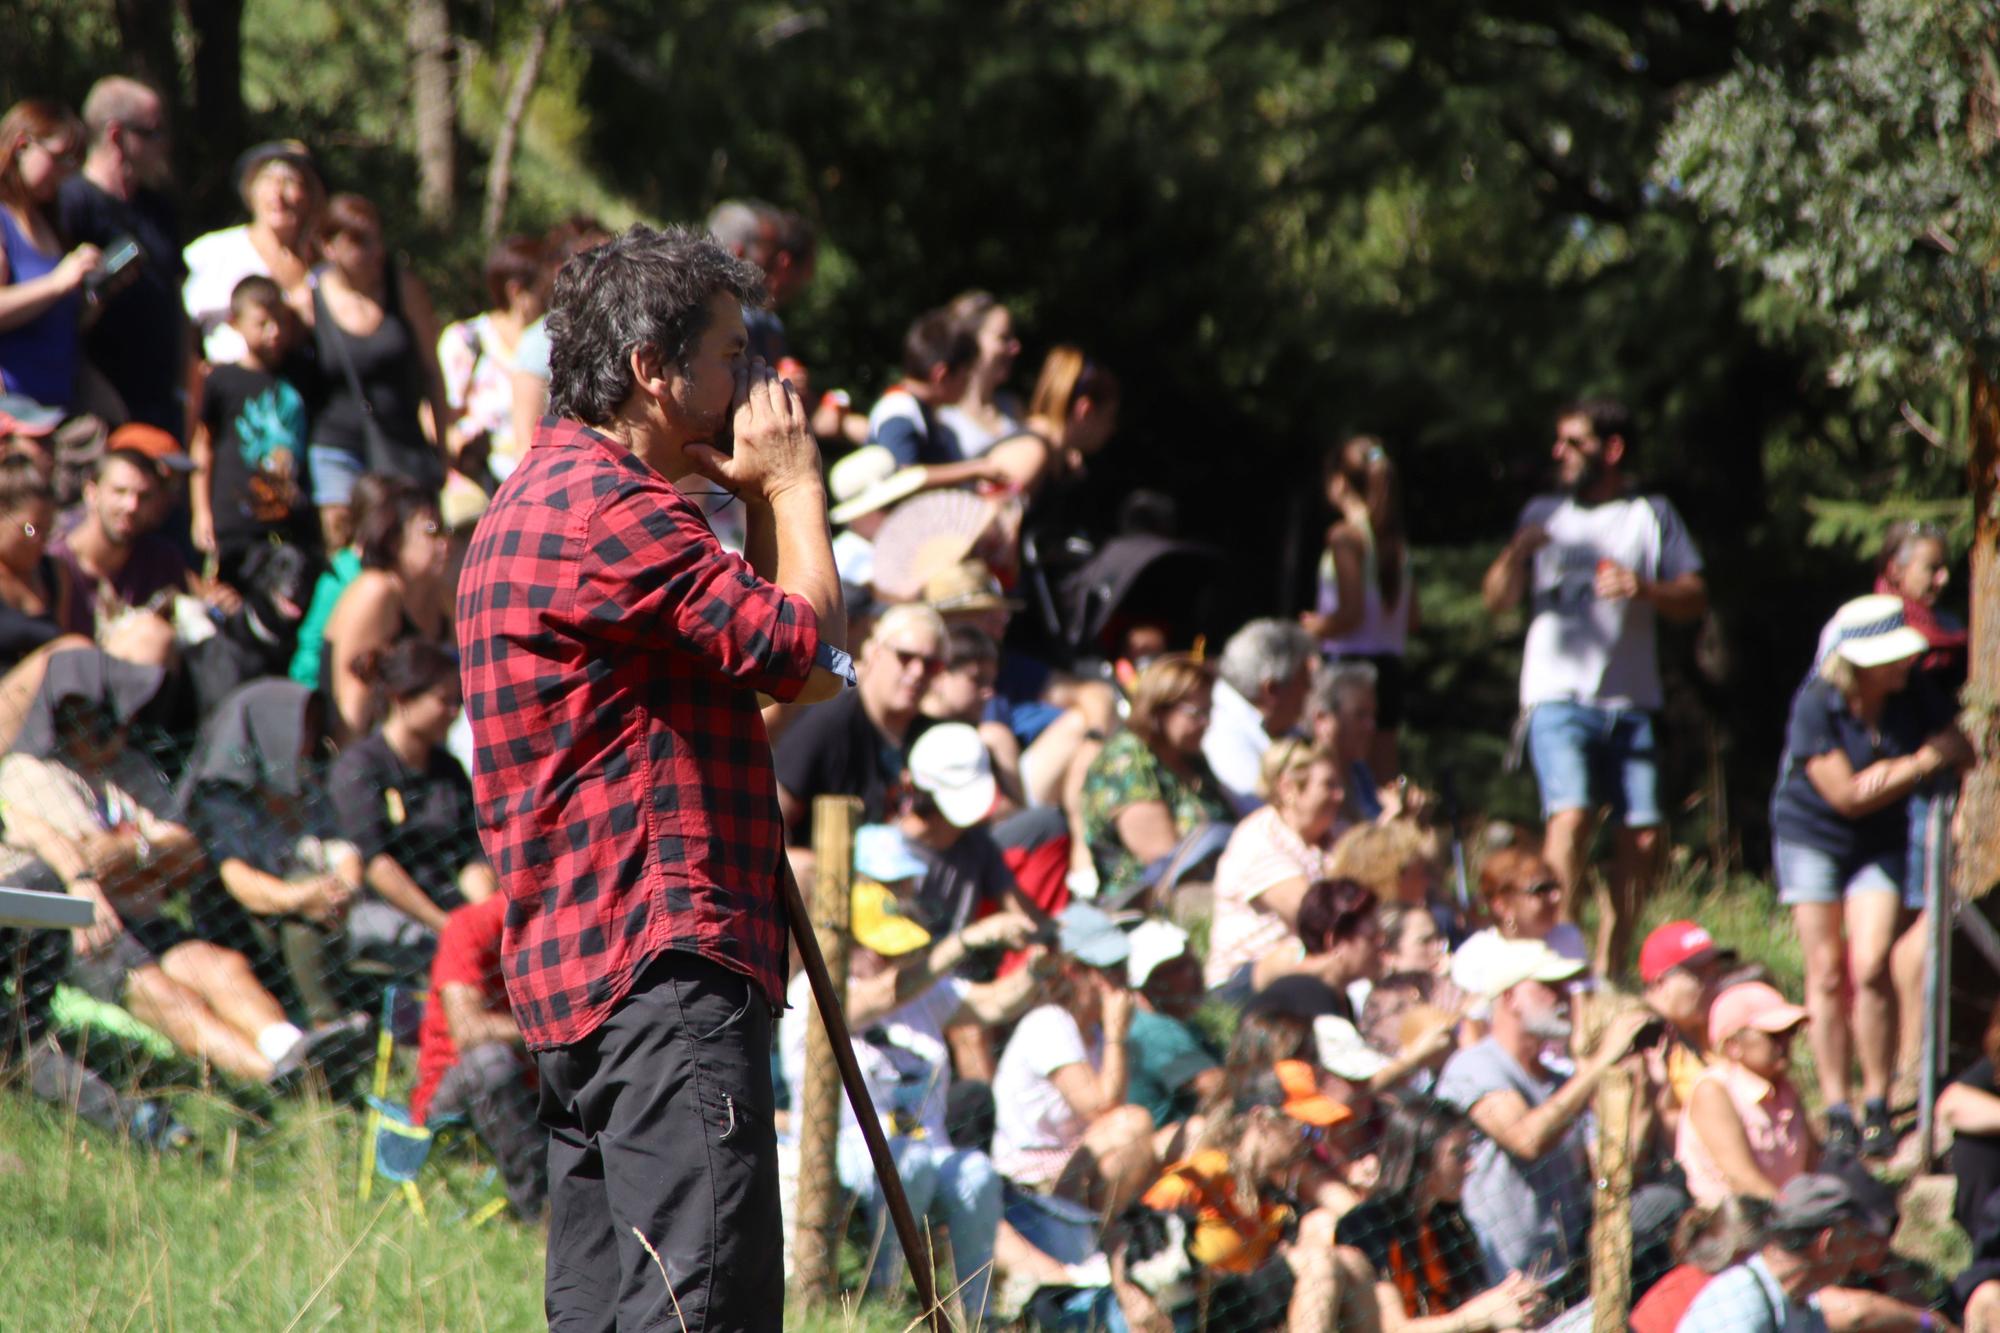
left=233, top=139, right=319, bottom=195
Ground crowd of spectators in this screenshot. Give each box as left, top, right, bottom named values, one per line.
left=0, top=77, right=1995, bottom=1333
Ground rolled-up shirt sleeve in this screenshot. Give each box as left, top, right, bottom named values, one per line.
left=574, top=479, right=821, bottom=702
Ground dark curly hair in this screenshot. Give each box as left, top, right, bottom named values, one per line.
left=546, top=224, right=767, bottom=425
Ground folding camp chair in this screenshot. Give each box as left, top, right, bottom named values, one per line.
left=354, top=984, right=506, bottom=1227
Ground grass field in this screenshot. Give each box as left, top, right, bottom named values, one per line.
left=0, top=860, right=1961, bottom=1329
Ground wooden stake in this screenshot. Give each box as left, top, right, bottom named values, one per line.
left=1590, top=1065, right=1636, bottom=1333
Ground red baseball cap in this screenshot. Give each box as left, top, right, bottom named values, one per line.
left=1639, top=920, right=1724, bottom=986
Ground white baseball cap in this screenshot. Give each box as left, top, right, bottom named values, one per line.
left=907, top=722, right=998, bottom=828
left=1125, top=919, right=1191, bottom=989
left=1452, top=935, right=1586, bottom=1000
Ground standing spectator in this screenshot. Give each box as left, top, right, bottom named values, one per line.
left=1019, top=345, right=1121, bottom=495
left=1204, top=617, right=1317, bottom=815
left=1122, top=919, right=1222, bottom=1134
left=776, top=602, right=945, bottom=878
left=316, top=481, right=451, bottom=743
left=1437, top=936, right=1655, bottom=1303
left=328, top=640, right=491, bottom=971
left=1677, top=980, right=1815, bottom=1206
left=0, top=100, right=98, bottom=414
left=178, top=679, right=359, bottom=1024
left=936, top=290, right=1025, bottom=458
left=1337, top=1094, right=1542, bottom=1331
left=1674, top=1174, right=1879, bottom=1333
left=1773, top=594, right=1969, bottom=1157
left=189, top=275, right=315, bottom=580
left=1638, top=920, right=1733, bottom=1140
left=306, top=193, right=449, bottom=546
left=704, top=199, right=782, bottom=360
left=1079, top=653, right=1233, bottom=907
left=456, top=223, right=847, bottom=1332
left=435, top=234, right=545, bottom=485
left=991, top=904, right=1158, bottom=1214
left=183, top=141, right=321, bottom=365
left=49, top=446, right=185, bottom=664
left=56, top=78, right=187, bottom=438
left=1207, top=738, right=1347, bottom=995
left=409, top=894, right=546, bottom=1220
left=1302, top=435, right=1417, bottom=778
left=503, top=215, right=610, bottom=460
left=287, top=471, right=397, bottom=691
left=1480, top=398, right=1707, bottom=975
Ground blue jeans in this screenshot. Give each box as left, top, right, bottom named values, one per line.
left=1002, top=1187, right=1128, bottom=1331
left=843, top=1138, right=1002, bottom=1322
left=1774, top=838, right=1909, bottom=909
left=1526, top=701, right=1662, bottom=827
left=308, top=444, right=364, bottom=507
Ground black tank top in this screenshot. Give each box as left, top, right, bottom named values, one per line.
left=309, top=263, right=427, bottom=458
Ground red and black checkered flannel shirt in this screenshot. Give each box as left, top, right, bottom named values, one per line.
left=455, top=419, right=820, bottom=1050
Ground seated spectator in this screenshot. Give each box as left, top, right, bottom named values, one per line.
left=328, top=639, right=490, bottom=972
left=781, top=879, right=1043, bottom=1322
left=182, top=538, right=316, bottom=719
left=1255, top=877, right=1383, bottom=1017
left=1309, top=659, right=1411, bottom=821
left=178, top=679, right=358, bottom=1024
left=317, top=480, right=450, bottom=743
left=0, top=100, right=95, bottom=415
left=1678, top=981, right=1815, bottom=1205
left=1207, top=738, right=1346, bottom=995
left=0, top=649, right=361, bottom=1084
left=1359, top=969, right=1458, bottom=1078
left=1327, top=818, right=1454, bottom=933
left=56, top=78, right=187, bottom=440
left=1118, top=1061, right=1380, bottom=1333
left=1943, top=999, right=2000, bottom=1330
left=288, top=471, right=398, bottom=691
left=1630, top=1194, right=1771, bottom=1333
left=991, top=904, right=1158, bottom=1214
left=190, top=275, right=315, bottom=578
left=1437, top=936, right=1655, bottom=1307
left=1450, top=848, right=1588, bottom=1014
left=867, top=308, right=995, bottom=486
left=409, top=894, right=546, bottom=1220
left=826, top=443, right=923, bottom=605
left=1203, top=617, right=1316, bottom=814
left=436, top=234, right=546, bottom=485
left=184, top=140, right=321, bottom=365
left=50, top=446, right=187, bottom=664
left=777, top=602, right=946, bottom=877
left=1121, top=919, right=1221, bottom=1141
left=1337, top=1094, right=1542, bottom=1331
left=1676, top=1173, right=1882, bottom=1332
left=1358, top=901, right=1462, bottom=1026
left=1773, top=594, right=1971, bottom=1158
left=936, top=292, right=1028, bottom=459
left=1639, top=919, right=1733, bottom=1140
left=1079, top=653, right=1232, bottom=907
left=0, top=455, right=89, bottom=749
left=304, top=192, right=449, bottom=544
left=920, top=622, right=1023, bottom=802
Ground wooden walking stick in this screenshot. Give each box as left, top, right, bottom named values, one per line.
left=780, top=847, right=951, bottom=1333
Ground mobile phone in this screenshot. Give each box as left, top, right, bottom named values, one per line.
left=85, top=235, right=142, bottom=300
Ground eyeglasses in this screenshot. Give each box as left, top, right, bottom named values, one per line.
left=1518, top=880, right=1563, bottom=899
left=1170, top=701, right=1211, bottom=721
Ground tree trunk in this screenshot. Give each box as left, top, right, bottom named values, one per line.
left=482, top=0, right=568, bottom=241
left=184, top=0, right=248, bottom=225
left=1957, top=360, right=2000, bottom=900
left=112, top=0, right=180, bottom=102
left=407, top=0, right=457, bottom=225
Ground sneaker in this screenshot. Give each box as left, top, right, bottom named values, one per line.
left=1824, top=1108, right=1861, bottom=1161
left=1861, top=1101, right=1897, bottom=1159
left=269, top=1012, right=373, bottom=1094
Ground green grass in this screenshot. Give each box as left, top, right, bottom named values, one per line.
left=0, top=1088, right=919, bottom=1332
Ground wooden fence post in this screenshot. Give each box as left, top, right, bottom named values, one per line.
left=793, top=797, right=859, bottom=1306
left=1590, top=1064, right=1637, bottom=1333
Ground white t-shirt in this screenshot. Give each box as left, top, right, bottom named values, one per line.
left=935, top=400, right=1023, bottom=459
left=833, top=528, right=875, bottom=594
left=1514, top=493, right=1702, bottom=711
left=1200, top=679, right=1275, bottom=816
left=780, top=971, right=967, bottom=1157
left=1206, top=805, right=1336, bottom=988
left=991, top=1004, right=1098, bottom=1185
left=182, top=225, right=268, bottom=365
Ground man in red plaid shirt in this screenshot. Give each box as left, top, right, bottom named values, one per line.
left=457, top=224, right=848, bottom=1332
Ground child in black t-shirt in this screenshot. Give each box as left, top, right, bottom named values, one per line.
left=192, top=275, right=317, bottom=584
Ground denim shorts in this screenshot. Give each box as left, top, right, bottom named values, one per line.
left=1773, top=838, right=1913, bottom=909
left=1526, top=701, right=1662, bottom=827
left=308, top=444, right=364, bottom=507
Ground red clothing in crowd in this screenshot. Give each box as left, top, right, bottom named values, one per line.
left=410, top=894, right=510, bottom=1124
left=455, top=418, right=821, bottom=1049
left=1628, top=1263, right=1714, bottom=1333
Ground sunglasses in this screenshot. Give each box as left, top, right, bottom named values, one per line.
left=1517, top=880, right=1563, bottom=899
left=888, top=647, right=945, bottom=674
